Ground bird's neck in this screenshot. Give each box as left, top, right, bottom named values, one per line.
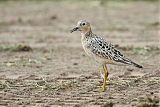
left=81, top=30, right=93, bottom=42
left=81, top=29, right=92, bottom=37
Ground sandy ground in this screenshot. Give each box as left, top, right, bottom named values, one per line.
left=0, top=1, right=159, bottom=107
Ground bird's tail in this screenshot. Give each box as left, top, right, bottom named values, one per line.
left=131, top=61, right=143, bottom=68
left=116, top=57, right=143, bottom=68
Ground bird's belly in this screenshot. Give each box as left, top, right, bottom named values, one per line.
left=94, top=55, right=113, bottom=64
left=82, top=45, right=94, bottom=57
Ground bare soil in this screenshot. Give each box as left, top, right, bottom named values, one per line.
left=0, top=1, right=159, bottom=107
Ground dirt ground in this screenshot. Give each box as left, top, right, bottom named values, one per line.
left=0, top=1, right=159, bottom=107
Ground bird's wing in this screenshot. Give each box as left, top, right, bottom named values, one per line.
left=88, top=36, right=133, bottom=65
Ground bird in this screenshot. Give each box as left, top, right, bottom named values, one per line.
left=70, top=20, right=143, bottom=91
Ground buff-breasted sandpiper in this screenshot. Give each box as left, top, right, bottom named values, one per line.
left=70, top=20, right=143, bottom=91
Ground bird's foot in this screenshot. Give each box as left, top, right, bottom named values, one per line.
left=100, top=85, right=106, bottom=92
left=99, top=78, right=110, bottom=92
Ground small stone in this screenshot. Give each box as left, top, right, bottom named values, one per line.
left=73, top=62, right=78, bottom=65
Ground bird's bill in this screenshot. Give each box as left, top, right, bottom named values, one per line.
left=70, top=27, right=79, bottom=33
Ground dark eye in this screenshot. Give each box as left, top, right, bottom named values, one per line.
left=82, top=23, right=85, bottom=26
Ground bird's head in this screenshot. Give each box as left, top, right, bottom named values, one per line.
left=70, top=20, right=91, bottom=34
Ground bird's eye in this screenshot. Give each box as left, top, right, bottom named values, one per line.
left=82, top=23, right=85, bottom=26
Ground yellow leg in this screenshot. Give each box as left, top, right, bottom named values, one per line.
left=104, top=64, right=109, bottom=81
left=102, top=64, right=109, bottom=91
